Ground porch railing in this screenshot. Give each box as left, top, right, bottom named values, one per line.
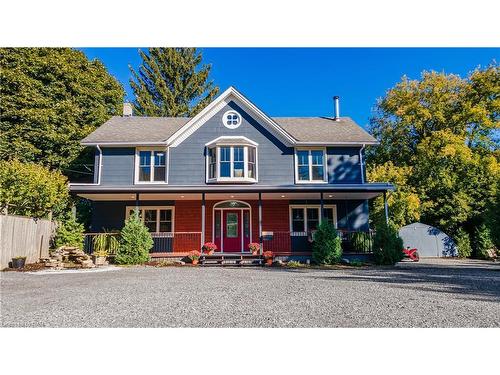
left=83, top=232, right=202, bottom=254
left=261, top=230, right=373, bottom=253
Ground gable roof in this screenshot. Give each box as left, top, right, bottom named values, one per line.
left=81, top=116, right=189, bottom=145
left=273, top=117, right=377, bottom=144
left=81, top=87, right=377, bottom=146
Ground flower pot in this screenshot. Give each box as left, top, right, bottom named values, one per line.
left=92, top=255, right=107, bottom=266
left=265, top=259, right=273, bottom=266
left=252, top=251, right=259, bottom=256
left=12, top=257, right=26, bottom=269
left=192, top=259, right=199, bottom=265
left=206, top=250, right=214, bottom=256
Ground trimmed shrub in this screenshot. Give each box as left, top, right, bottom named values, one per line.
left=373, top=222, right=404, bottom=265
left=312, top=221, right=342, bottom=265
left=473, top=224, right=496, bottom=259
left=115, top=213, right=153, bottom=265
left=455, top=228, right=472, bottom=258
left=54, top=216, right=85, bottom=248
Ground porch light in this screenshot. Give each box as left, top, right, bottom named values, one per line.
left=281, top=195, right=285, bottom=198
left=230, top=195, right=234, bottom=198
left=180, top=195, right=185, bottom=198
left=328, top=195, right=333, bottom=198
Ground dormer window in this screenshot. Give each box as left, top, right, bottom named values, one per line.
left=205, top=137, right=258, bottom=183
left=135, top=148, right=167, bottom=183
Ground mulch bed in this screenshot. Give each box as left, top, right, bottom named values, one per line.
left=2, top=263, right=47, bottom=272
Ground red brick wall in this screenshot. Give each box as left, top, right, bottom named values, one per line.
left=173, top=199, right=291, bottom=253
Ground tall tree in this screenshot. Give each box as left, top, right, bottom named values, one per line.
left=367, top=63, right=500, bottom=242
left=0, top=48, right=124, bottom=170
left=129, top=48, right=219, bottom=117
left=368, top=64, right=499, bottom=166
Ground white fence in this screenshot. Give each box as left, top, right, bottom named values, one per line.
left=0, top=214, right=55, bottom=269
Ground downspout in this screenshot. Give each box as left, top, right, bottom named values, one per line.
left=96, top=145, right=103, bottom=185
left=359, top=144, right=365, bottom=184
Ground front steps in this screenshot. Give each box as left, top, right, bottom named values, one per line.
left=199, top=254, right=263, bottom=266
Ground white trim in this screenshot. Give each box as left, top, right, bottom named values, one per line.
left=294, top=141, right=379, bottom=146
left=82, top=142, right=168, bottom=147
left=96, top=145, right=103, bottom=185
left=294, top=147, right=328, bottom=184
left=204, top=136, right=259, bottom=147
left=359, top=144, right=365, bottom=184
left=166, top=87, right=296, bottom=147
left=222, top=110, right=242, bottom=129
left=212, top=200, right=252, bottom=253
left=125, top=205, right=175, bottom=233
left=205, top=144, right=258, bottom=183
left=289, top=204, right=337, bottom=234
left=134, top=147, right=168, bottom=184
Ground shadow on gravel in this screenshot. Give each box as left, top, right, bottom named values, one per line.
left=262, top=262, right=500, bottom=302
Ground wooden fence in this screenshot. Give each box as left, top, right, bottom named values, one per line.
left=0, top=214, right=55, bottom=269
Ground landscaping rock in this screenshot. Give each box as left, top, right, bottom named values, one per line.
left=41, top=246, right=96, bottom=269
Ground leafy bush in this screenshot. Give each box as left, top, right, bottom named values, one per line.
left=0, top=159, right=69, bottom=219
left=455, top=228, right=472, bottom=258
left=373, top=222, right=404, bottom=265
left=92, top=232, right=120, bottom=257
left=54, top=216, right=85, bottom=248
left=312, top=221, right=342, bottom=265
left=351, top=232, right=373, bottom=253
left=287, top=260, right=303, bottom=268
left=473, top=224, right=496, bottom=259
left=115, top=214, right=152, bottom=265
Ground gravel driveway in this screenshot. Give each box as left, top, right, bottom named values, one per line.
left=1, top=259, right=499, bottom=327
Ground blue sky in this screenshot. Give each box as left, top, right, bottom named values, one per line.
left=81, top=48, right=499, bottom=127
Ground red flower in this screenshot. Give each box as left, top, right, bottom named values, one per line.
left=263, top=251, right=273, bottom=259
left=188, top=250, right=201, bottom=260
left=202, top=242, right=217, bottom=253
left=248, top=242, right=261, bottom=252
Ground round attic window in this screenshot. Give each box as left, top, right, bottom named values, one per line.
left=222, top=110, right=242, bottom=129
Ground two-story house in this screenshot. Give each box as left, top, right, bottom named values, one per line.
left=70, top=87, right=393, bottom=258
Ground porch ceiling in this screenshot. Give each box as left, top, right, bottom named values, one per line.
left=77, top=191, right=384, bottom=201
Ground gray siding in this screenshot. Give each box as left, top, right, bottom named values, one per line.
left=327, top=147, right=362, bottom=184
left=91, top=200, right=175, bottom=232
left=94, top=102, right=365, bottom=186
left=100, top=147, right=135, bottom=185
left=168, top=101, right=294, bottom=185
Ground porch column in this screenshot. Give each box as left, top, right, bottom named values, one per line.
left=135, top=193, right=140, bottom=217
left=320, top=192, right=324, bottom=223
left=258, top=192, right=263, bottom=255
left=201, top=193, right=206, bottom=248
left=384, top=191, right=389, bottom=224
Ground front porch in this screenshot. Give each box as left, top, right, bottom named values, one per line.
left=76, top=187, right=390, bottom=258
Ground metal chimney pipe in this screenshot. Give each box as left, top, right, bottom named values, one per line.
left=333, top=96, right=340, bottom=121
left=123, top=102, right=133, bottom=117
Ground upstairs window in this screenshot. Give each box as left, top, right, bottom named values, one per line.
left=295, top=148, right=327, bottom=183
left=136, top=148, right=167, bottom=183
left=206, top=144, right=258, bottom=182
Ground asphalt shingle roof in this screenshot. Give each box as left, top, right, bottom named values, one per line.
left=81, top=115, right=376, bottom=144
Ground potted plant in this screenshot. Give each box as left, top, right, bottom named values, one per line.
left=92, top=232, right=119, bottom=265
left=202, top=242, right=217, bottom=255
left=248, top=242, right=261, bottom=255
left=188, top=250, right=201, bottom=265
left=263, top=251, right=273, bottom=265
left=12, top=256, right=27, bottom=269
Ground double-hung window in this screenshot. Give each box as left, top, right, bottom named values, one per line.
left=126, top=207, right=174, bottom=233
left=295, top=148, right=327, bottom=183
left=206, top=143, right=258, bottom=182
left=136, top=149, right=167, bottom=183
left=290, top=205, right=337, bottom=234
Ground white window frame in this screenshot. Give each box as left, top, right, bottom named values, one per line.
left=294, top=147, right=328, bottom=184
left=134, top=147, right=168, bottom=184
left=289, top=205, right=337, bottom=235
left=125, top=206, right=175, bottom=233
left=206, top=145, right=258, bottom=183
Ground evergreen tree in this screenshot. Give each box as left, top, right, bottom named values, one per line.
left=0, top=48, right=124, bottom=170
left=129, top=48, right=219, bottom=117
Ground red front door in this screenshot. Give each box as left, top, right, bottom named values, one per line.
left=223, top=210, right=241, bottom=252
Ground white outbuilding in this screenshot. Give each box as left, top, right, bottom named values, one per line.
left=399, top=222, right=458, bottom=257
